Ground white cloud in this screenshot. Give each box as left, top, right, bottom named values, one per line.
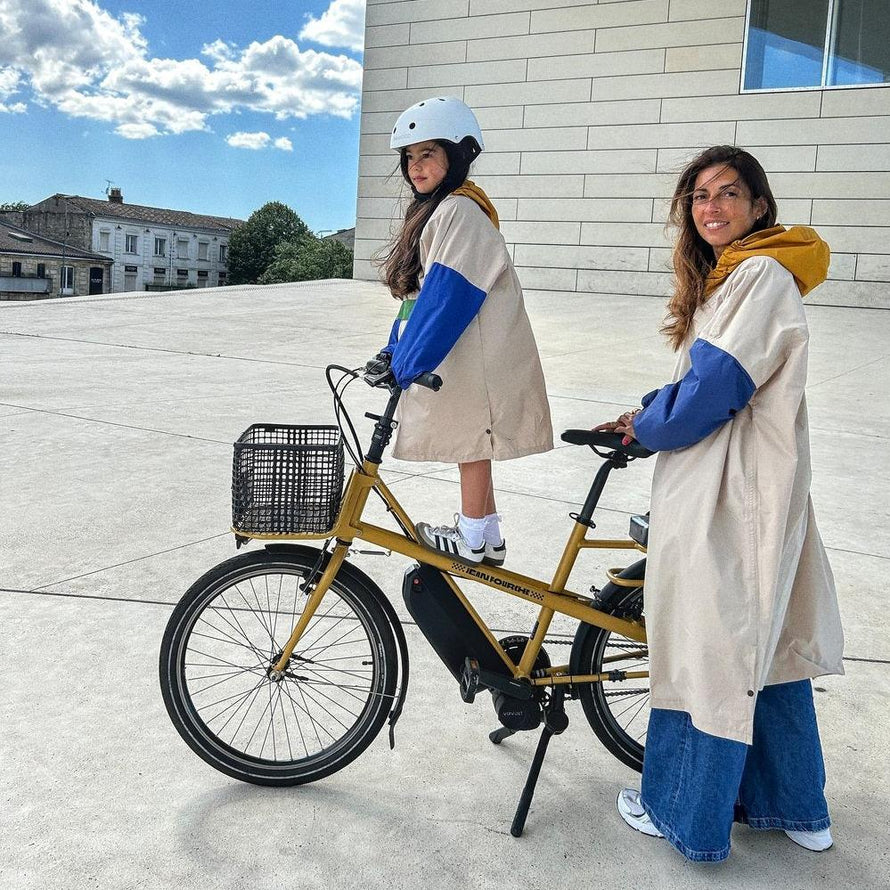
left=0, top=0, right=363, bottom=139
left=226, top=132, right=294, bottom=152
left=0, top=63, right=25, bottom=111
left=300, top=0, right=366, bottom=53
left=116, top=121, right=160, bottom=139
left=227, top=131, right=272, bottom=150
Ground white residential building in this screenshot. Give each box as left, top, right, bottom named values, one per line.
left=23, top=189, right=241, bottom=294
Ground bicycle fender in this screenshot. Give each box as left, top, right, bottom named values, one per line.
left=262, top=543, right=410, bottom=749
left=569, top=558, right=646, bottom=675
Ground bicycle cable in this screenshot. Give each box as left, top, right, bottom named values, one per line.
left=325, top=363, right=415, bottom=540
left=326, top=364, right=365, bottom=468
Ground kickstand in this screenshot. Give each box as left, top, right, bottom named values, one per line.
left=489, top=726, right=517, bottom=745
left=510, top=686, right=569, bottom=838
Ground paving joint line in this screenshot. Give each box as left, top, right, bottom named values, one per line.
left=32, top=533, right=231, bottom=590
left=1, top=586, right=886, bottom=668
left=0, top=330, right=334, bottom=369
left=0, top=403, right=231, bottom=444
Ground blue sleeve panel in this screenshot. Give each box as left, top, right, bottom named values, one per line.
left=380, top=318, right=400, bottom=355
left=389, top=262, right=487, bottom=388
left=633, top=339, right=755, bottom=452
left=640, top=388, right=660, bottom=408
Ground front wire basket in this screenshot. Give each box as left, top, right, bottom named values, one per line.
left=232, top=424, right=344, bottom=536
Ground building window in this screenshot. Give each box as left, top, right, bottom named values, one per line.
left=125, top=234, right=138, bottom=253
left=218, top=271, right=227, bottom=286
left=219, top=244, right=228, bottom=263
left=124, top=264, right=138, bottom=292
left=12, top=261, right=22, bottom=276
left=153, top=267, right=166, bottom=279
left=197, top=241, right=209, bottom=261
left=177, top=268, right=188, bottom=276
left=37, top=263, right=45, bottom=278
left=197, top=270, right=209, bottom=288
left=99, top=231, right=111, bottom=251
left=154, top=237, right=166, bottom=256
left=177, top=239, right=190, bottom=259
left=60, top=265, right=74, bottom=294
left=744, top=0, right=890, bottom=90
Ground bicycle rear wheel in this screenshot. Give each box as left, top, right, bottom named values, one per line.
left=159, top=549, right=398, bottom=785
left=576, top=586, right=648, bottom=772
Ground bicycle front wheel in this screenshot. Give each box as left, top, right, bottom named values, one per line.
left=159, top=549, right=398, bottom=786
left=577, top=586, right=648, bottom=772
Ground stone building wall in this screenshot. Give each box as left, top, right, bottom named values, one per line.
left=354, top=0, right=890, bottom=308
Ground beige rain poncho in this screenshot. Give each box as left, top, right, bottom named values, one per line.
left=387, top=188, right=552, bottom=464
left=634, top=228, right=845, bottom=744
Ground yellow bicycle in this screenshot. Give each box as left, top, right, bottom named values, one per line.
left=159, top=364, right=651, bottom=836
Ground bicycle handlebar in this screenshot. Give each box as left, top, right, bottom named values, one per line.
left=413, top=372, right=442, bottom=391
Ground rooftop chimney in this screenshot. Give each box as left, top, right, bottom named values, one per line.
left=108, top=187, right=123, bottom=204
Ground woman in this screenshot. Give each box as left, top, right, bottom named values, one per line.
left=377, top=97, right=552, bottom=564
left=598, top=146, right=844, bottom=862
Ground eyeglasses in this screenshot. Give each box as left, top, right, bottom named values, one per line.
left=691, top=190, right=744, bottom=206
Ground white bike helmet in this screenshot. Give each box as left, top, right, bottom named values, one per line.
left=390, top=96, right=484, bottom=154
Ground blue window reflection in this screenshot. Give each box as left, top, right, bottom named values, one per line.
left=744, top=0, right=890, bottom=90
left=745, top=26, right=824, bottom=90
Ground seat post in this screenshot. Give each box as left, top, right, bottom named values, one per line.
left=577, top=455, right=624, bottom=526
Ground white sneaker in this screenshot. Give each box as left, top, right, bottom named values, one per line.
left=415, top=515, right=485, bottom=564
left=483, top=539, right=507, bottom=567
left=616, top=789, right=664, bottom=838
left=784, top=827, right=833, bottom=851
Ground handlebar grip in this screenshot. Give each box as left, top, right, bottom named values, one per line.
left=414, top=372, right=442, bottom=391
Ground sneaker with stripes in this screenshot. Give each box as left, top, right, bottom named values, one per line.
left=415, top=516, right=485, bottom=563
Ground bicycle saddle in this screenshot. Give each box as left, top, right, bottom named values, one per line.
left=561, top=429, right=653, bottom=459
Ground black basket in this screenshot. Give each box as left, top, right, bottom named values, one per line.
left=232, top=424, right=344, bottom=535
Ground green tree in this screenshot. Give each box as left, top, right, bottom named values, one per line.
left=227, top=201, right=312, bottom=284
left=260, top=237, right=354, bottom=284
left=0, top=201, right=30, bottom=210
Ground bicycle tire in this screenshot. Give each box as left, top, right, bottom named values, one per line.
left=159, top=549, right=398, bottom=786
left=576, top=586, right=648, bottom=772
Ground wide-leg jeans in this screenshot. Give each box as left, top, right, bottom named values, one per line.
left=640, top=680, right=831, bottom=862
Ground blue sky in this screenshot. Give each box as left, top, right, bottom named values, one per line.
left=0, top=0, right=366, bottom=232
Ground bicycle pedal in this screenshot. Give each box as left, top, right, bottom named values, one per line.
left=460, top=657, right=481, bottom=703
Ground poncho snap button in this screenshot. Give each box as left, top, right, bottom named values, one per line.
left=747, top=690, right=754, bottom=697
left=485, top=428, right=491, bottom=434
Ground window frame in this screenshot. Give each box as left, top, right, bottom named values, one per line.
left=125, top=233, right=138, bottom=254
left=741, top=0, right=890, bottom=93
left=60, top=265, right=75, bottom=293
left=154, top=237, right=167, bottom=257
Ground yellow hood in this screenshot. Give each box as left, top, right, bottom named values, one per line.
left=705, top=225, right=830, bottom=297
left=451, top=180, right=499, bottom=230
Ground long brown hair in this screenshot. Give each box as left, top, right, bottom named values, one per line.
left=379, top=137, right=476, bottom=299
left=664, top=145, right=777, bottom=350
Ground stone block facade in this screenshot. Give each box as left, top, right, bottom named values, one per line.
left=355, top=0, right=890, bottom=308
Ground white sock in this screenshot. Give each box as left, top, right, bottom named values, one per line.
left=482, top=512, right=503, bottom=546
left=458, top=513, right=486, bottom=549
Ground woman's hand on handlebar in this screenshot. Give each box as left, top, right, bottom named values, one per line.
left=593, top=408, right=640, bottom=446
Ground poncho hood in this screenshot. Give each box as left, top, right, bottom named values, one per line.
left=451, top=180, right=499, bottom=230
left=705, top=225, right=830, bottom=297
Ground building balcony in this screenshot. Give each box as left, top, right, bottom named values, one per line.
left=0, top=275, right=51, bottom=294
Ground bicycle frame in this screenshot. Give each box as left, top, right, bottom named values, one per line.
left=237, top=382, right=648, bottom=690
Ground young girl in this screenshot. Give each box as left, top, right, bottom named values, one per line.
left=597, top=146, right=844, bottom=861
left=378, top=96, right=552, bottom=564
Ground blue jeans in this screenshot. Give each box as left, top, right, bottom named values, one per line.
left=640, top=680, right=831, bottom=862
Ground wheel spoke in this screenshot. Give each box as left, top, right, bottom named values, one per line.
left=162, top=557, right=396, bottom=778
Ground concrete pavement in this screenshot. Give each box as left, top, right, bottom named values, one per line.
left=1, top=280, right=888, bottom=889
